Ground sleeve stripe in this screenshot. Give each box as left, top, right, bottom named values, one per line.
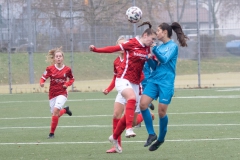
left=119, top=44, right=124, bottom=51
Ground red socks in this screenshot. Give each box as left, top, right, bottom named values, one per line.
left=112, top=99, right=136, bottom=140
left=125, top=99, right=136, bottom=129
left=113, top=115, right=126, bottom=140
left=59, top=109, right=66, bottom=117
left=113, top=118, right=121, bottom=146
left=50, top=116, right=59, bottom=134
left=136, top=114, right=143, bottom=125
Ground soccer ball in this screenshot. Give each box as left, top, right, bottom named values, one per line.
left=126, top=6, right=142, bottom=23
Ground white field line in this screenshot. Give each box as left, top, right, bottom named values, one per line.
left=1, top=111, right=240, bottom=120
left=0, top=138, right=240, bottom=145
left=170, top=111, right=240, bottom=114
left=174, top=95, right=240, bottom=98
left=1, top=123, right=240, bottom=130
left=0, top=95, right=240, bottom=104
left=217, top=88, right=240, bottom=91
left=0, top=115, right=111, bottom=120
left=0, top=99, right=114, bottom=104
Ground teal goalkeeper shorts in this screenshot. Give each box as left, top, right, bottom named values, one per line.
left=143, top=82, right=174, bottom=105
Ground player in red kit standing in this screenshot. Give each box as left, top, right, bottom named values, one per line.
left=90, top=22, right=156, bottom=153
left=40, top=47, right=75, bottom=139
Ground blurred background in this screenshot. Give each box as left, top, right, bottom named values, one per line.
left=0, top=0, right=240, bottom=93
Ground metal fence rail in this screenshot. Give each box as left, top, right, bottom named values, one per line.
left=0, top=0, right=240, bottom=93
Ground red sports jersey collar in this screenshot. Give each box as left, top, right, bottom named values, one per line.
left=54, top=64, right=65, bottom=70
left=118, top=55, right=124, bottom=62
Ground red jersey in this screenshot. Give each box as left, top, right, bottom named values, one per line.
left=105, top=56, right=124, bottom=92
left=113, top=56, right=124, bottom=76
left=119, top=37, right=150, bottom=84
left=40, top=64, right=74, bottom=99
left=93, top=37, right=150, bottom=84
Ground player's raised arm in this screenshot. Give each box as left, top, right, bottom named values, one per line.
left=89, top=44, right=122, bottom=53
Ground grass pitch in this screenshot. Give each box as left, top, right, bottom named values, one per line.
left=0, top=88, right=240, bottom=160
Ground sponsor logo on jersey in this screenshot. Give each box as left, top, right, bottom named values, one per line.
left=52, top=79, right=66, bottom=83
left=133, top=52, right=146, bottom=58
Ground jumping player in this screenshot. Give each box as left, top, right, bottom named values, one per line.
left=140, top=22, right=188, bottom=151
left=89, top=21, right=157, bottom=153
left=104, top=36, right=153, bottom=153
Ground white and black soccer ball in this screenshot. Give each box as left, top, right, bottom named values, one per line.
left=126, top=6, right=142, bottom=23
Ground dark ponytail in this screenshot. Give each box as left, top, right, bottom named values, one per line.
left=138, top=21, right=156, bottom=36
left=171, top=22, right=188, bottom=47
left=159, top=22, right=188, bottom=47
left=138, top=21, right=152, bottom=28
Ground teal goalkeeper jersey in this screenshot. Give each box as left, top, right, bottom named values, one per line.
left=148, top=40, right=178, bottom=86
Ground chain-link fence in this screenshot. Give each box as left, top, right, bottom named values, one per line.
left=0, top=0, right=240, bottom=93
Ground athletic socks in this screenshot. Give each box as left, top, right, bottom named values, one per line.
left=158, top=115, right=168, bottom=142
left=113, top=115, right=126, bottom=140
left=136, top=114, right=143, bottom=125
left=113, top=118, right=121, bottom=146
left=125, top=99, right=136, bottom=129
left=50, top=116, right=59, bottom=134
left=59, top=109, right=66, bottom=117
left=141, top=108, right=155, bottom=135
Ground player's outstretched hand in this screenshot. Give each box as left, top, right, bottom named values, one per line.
left=102, top=89, right=109, bottom=95
left=89, top=45, right=95, bottom=51
left=40, top=83, right=44, bottom=87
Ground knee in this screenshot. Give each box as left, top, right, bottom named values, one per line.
left=52, top=112, right=59, bottom=116
left=140, top=101, right=149, bottom=110
left=113, top=112, right=122, bottom=119
left=113, top=105, right=124, bottom=119
left=52, top=108, right=60, bottom=116
left=158, top=104, right=168, bottom=118
left=158, top=112, right=166, bottom=118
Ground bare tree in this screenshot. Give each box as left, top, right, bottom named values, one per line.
left=165, top=0, right=175, bottom=22
left=164, top=0, right=188, bottom=23
left=219, top=0, right=240, bottom=21
left=178, top=0, right=187, bottom=22
left=73, top=0, right=129, bottom=44
left=137, top=0, right=165, bottom=25
left=32, top=0, right=71, bottom=34
left=199, top=0, right=224, bottom=31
